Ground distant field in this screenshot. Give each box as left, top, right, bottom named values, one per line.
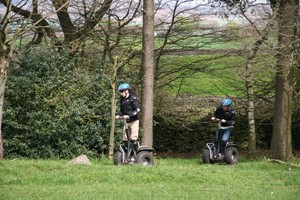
left=156, top=35, right=258, bottom=50
left=158, top=49, right=276, bottom=97
left=159, top=54, right=245, bottom=97
left=154, top=34, right=277, bottom=97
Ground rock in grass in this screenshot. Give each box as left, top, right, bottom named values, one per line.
left=68, top=154, right=92, bottom=165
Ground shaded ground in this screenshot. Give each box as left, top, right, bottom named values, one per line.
left=154, top=151, right=200, bottom=159
left=154, top=150, right=300, bottom=159
left=163, top=48, right=245, bottom=56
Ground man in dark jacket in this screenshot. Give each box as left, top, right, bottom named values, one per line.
left=115, top=83, right=141, bottom=148
left=211, top=98, right=236, bottom=156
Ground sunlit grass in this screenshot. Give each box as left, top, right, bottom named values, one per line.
left=1, top=157, right=300, bottom=199
left=160, top=54, right=247, bottom=97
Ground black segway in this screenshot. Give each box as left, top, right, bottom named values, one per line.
left=202, top=118, right=239, bottom=165
left=114, top=116, right=154, bottom=166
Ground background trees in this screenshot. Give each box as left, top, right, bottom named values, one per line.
left=217, top=0, right=299, bottom=160
left=270, top=0, right=299, bottom=160
left=0, top=0, right=299, bottom=160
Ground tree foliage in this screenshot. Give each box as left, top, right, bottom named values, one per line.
left=3, top=47, right=113, bottom=158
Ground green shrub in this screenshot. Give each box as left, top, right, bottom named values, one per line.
left=3, top=47, right=111, bottom=159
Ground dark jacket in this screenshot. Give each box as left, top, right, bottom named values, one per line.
left=116, top=92, right=140, bottom=123
left=213, top=106, right=236, bottom=127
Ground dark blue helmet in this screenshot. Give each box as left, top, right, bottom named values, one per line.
left=118, top=83, right=131, bottom=91
left=221, top=98, right=232, bottom=106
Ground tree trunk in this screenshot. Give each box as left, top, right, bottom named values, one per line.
left=109, top=81, right=117, bottom=160
left=244, top=5, right=279, bottom=158
left=141, top=0, right=154, bottom=147
left=271, top=0, right=298, bottom=160
left=108, top=59, right=119, bottom=160
left=0, top=70, right=5, bottom=159
left=0, top=25, right=8, bottom=160
left=0, top=67, right=5, bottom=159
left=246, top=85, right=256, bottom=157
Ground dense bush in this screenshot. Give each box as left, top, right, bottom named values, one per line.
left=153, top=113, right=250, bottom=153
left=153, top=105, right=300, bottom=153
left=3, top=47, right=112, bottom=159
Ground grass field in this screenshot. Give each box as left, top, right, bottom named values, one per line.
left=160, top=54, right=247, bottom=97
left=1, top=156, right=300, bottom=200
left=160, top=51, right=275, bottom=97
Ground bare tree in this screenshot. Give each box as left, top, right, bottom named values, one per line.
left=270, top=0, right=298, bottom=160
left=241, top=3, right=279, bottom=158
left=95, top=4, right=142, bottom=159
left=205, top=0, right=297, bottom=160
left=107, top=54, right=135, bottom=160
left=0, top=0, right=113, bottom=51
left=0, top=0, right=62, bottom=46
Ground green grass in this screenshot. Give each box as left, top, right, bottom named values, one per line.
left=155, top=36, right=261, bottom=50
left=1, top=157, right=300, bottom=199
left=160, top=54, right=247, bottom=97
left=159, top=50, right=276, bottom=97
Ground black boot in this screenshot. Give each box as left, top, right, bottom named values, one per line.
left=122, top=140, right=129, bottom=152
left=220, top=141, right=227, bottom=156
left=123, top=140, right=128, bottom=146
left=131, top=140, right=139, bottom=152
left=212, top=141, right=218, bottom=158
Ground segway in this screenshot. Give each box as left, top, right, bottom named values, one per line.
left=114, top=116, right=154, bottom=166
left=202, top=118, right=239, bottom=165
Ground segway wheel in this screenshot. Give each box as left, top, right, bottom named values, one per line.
left=202, top=148, right=211, bottom=164
left=225, top=147, right=239, bottom=165
left=114, top=150, right=123, bottom=165
left=137, top=151, right=154, bottom=166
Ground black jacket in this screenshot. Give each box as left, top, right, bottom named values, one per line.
left=116, top=92, right=140, bottom=123
left=213, top=106, right=236, bottom=127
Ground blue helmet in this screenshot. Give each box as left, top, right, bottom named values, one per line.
left=118, top=83, right=131, bottom=91
left=221, top=98, right=232, bottom=106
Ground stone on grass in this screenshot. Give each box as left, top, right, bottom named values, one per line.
left=68, top=154, right=92, bottom=165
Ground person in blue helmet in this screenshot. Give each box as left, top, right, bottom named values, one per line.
left=211, top=98, right=236, bottom=156
left=115, top=83, right=141, bottom=150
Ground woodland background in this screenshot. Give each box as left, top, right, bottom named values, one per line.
left=0, top=0, right=299, bottom=159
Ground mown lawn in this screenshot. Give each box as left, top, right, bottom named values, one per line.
left=1, top=157, right=300, bottom=200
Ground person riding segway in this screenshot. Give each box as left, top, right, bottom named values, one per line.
left=114, top=83, right=154, bottom=166
left=211, top=98, right=235, bottom=157
left=115, top=83, right=140, bottom=152
left=202, top=98, right=239, bottom=165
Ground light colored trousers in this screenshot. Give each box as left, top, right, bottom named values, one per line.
left=123, top=120, right=139, bottom=141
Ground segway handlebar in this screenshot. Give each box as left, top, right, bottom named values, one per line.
left=211, top=117, right=221, bottom=122
left=115, top=115, right=130, bottom=120
left=211, top=117, right=232, bottom=129
left=115, top=115, right=130, bottom=129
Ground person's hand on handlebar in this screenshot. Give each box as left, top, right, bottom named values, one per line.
left=211, top=117, right=225, bottom=123
left=115, top=115, right=130, bottom=119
